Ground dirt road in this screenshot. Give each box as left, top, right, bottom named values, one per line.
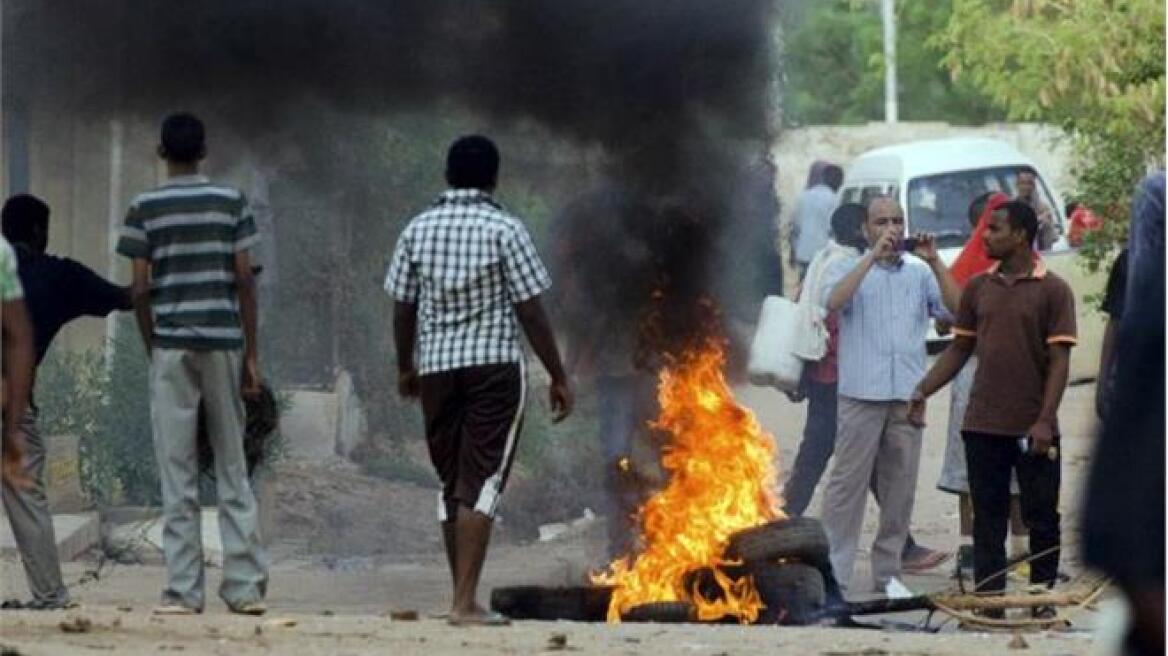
left=0, top=381, right=1109, bottom=654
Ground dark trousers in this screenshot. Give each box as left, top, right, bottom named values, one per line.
left=783, top=380, right=838, bottom=517
left=963, top=431, right=1061, bottom=593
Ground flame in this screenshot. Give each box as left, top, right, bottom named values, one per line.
left=593, top=340, right=783, bottom=622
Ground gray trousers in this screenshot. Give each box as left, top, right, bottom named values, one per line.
left=2, top=407, right=70, bottom=604
left=820, top=396, right=922, bottom=592
left=151, top=349, right=268, bottom=609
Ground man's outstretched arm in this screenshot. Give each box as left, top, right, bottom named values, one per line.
left=514, top=296, right=573, bottom=422
left=905, top=337, right=975, bottom=427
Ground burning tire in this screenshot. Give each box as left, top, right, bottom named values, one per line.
left=725, top=517, right=829, bottom=568
left=682, top=563, right=750, bottom=602
left=754, top=563, right=826, bottom=625
left=489, top=585, right=612, bottom=622
left=621, top=601, right=696, bottom=623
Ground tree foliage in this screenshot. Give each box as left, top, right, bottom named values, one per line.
left=780, top=0, right=1004, bottom=125
left=934, top=0, right=1166, bottom=268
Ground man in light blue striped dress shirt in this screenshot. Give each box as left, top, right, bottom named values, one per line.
left=815, top=196, right=962, bottom=592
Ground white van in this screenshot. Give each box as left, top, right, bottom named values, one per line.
left=840, top=137, right=1103, bottom=381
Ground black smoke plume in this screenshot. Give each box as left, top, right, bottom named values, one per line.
left=5, top=0, right=782, bottom=363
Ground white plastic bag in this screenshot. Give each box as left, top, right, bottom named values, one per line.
left=790, top=299, right=828, bottom=361
left=789, top=250, right=833, bottom=361
left=747, top=295, right=804, bottom=392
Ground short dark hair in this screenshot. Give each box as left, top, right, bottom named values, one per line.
left=967, top=191, right=995, bottom=228
left=1, top=193, right=49, bottom=247
left=445, top=135, right=499, bottom=190
left=1017, top=166, right=1037, bottom=178
left=1002, top=199, right=1038, bottom=246
left=160, top=113, right=206, bottom=163
left=822, top=164, right=844, bottom=191
left=830, top=203, right=867, bottom=249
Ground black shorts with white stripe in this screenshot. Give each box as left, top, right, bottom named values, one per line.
left=420, top=361, right=525, bottom=521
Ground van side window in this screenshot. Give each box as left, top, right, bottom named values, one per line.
left=908, top=167, right=1062, bottom=251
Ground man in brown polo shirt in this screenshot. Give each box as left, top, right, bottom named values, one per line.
left=909, top=200, right=1075, bottom=618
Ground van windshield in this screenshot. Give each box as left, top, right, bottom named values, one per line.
left=907, top=167, right=1057, bottom=249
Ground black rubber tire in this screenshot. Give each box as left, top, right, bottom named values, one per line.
left=681, top=563, right=751, bottom=602
left=489, top=586, right=612, bottom=621
left=621, top=601, right=696, bottom=623
left=754, top=563, right=826, bottom=625
left=725, top=517, right=830, bottom=568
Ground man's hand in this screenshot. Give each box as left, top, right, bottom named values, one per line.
left=934, top=319, right=952, bottom=337
left=1, top=425, right=30, bottom=490
left=911, top=233, right=940, bottom=263
left=242, top=356, right=262, bottom=400
left=549, top=377, right=573, bottom=423
left=907, top=386, right=928, bottom=427
left=398, top=369, right=420, bottom=399
left=1026, top=419, right=1055, bottom=456
left=873, top=231, right=898, bottom=258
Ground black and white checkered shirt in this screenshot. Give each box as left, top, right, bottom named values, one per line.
left=385, top=189, right=552, bottom=375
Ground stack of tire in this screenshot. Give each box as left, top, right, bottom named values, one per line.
left=724, top=515, right=832, bottom=625
left=620, top=516, right=831, bottom=625
left=490, top=517, right=834, bottom=625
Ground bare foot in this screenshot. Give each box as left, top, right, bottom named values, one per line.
left=448, top=605, right=510, bottom=627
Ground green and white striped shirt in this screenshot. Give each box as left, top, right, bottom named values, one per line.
left=116, top=175, right=259, bottom=351
left=0, top=237, right=23, bottom=301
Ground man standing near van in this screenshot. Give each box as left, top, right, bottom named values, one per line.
left=817, top=196, right=961, bottom=592
left=387, top=135, right=572, bottom=625
left=1015, top=167, right=1059, bottom=251
left=911, top=201, right=1075, bottom=618
left=118, top=113, right=268, bottom=616
left=791, top=163, right=843, bottom=279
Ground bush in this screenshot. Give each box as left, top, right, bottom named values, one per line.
left=35, top=327, right=154, bottom=506
left=37, top=317, right=288, bottom=508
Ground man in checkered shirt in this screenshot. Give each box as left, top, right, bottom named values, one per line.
left=385, top=135, right=573, bottom=626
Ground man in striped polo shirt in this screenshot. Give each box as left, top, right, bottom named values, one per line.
left=117, top=113, right=268, bottom=616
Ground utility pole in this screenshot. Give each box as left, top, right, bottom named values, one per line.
left=882, top=0, right=898, bottom=124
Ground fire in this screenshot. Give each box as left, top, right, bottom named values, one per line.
left=593, top=340, right=783, bottom=623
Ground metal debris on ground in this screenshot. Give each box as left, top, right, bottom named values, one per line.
left=547, top=632, right=568, bottom=650
left=388, top=609, right=419, bottom=621
left=262, top=618, right=298, bottom=628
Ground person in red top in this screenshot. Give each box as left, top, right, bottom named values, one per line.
left=1066, top=201, right=1103, bottom=248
